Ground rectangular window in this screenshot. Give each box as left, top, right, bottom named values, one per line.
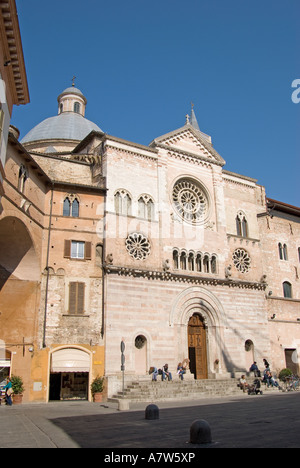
left=69, top=282, right=85, bottom=315
left=64, top=240, right=92, bottom=260
left=71, top=241, right=85, bottom=259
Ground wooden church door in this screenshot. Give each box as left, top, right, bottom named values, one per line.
left=188, top=314, right=208, bottom=379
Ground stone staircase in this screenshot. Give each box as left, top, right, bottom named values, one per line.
left=108, top=378, right=243, bottom=404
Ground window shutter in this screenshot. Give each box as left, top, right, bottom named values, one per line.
left=64, top=240, right=71, bottom=258
left=85, top=242, right=92, bottom=260
left=77, top=283, right=85, bottom=314
left=69, top=282, right=77, bottom=314
left=69, top=282, right=85, bottom=315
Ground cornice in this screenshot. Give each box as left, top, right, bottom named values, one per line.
left=104, top=265, right=267, bottom=291
left=104, top=139, right=158, bottom=162
left=160, top=144, right=217, bottom=168
left=0, top=0, right=29, bottom=105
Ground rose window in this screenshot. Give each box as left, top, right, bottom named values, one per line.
left=172, top=178, right=209, bottom=224
left=232, top=248, right=251, bottom=273
left=125, top=233, right=151, bottom=260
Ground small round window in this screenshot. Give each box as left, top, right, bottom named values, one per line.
left=135, top=335, right=147, bottom=349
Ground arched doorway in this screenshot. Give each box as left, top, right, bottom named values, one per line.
left=244, top=340, right=254, bottom=371
left=188, top=314, right=208, bottom=379
left=134, top=335, right=147, bottom=375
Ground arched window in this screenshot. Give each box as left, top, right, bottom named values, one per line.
left=188, top=252, right=195, bottom=271
left=18, top=165, right=28, bottom=193
left=180, top=251, right=187, bottom=270
left=74, top=102, right=81, bottom=114
left=283, top=281, right=292, bottom=298
left=138, top=195, right=154, bottom=221
left=63, top=195, right=80, bottom=217
left=236, top=211, right=249, bottom=238
left=114, top=189, right=132, bottom=216
left=279, top=243, right=288, bottom=261
left=203, top=254, right=210, bottom=273
left=63, top=197, right=71, bottom=217
left=196, top=253, right=202, bottom=272
left=211, top=255, right=217, bottom=274
left=173, top=250, right=179, bottom=269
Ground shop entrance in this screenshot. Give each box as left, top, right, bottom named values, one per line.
left=0, top=349, right=11, bottom=386
left=49, top=372, right=89, bottom=400
left=50, top=348, right=90, bottom=401
left=188, top=314, right=208, bottom=380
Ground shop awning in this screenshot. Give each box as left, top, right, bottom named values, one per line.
left=51, top=348, right=90, bottom=373
left=0, top=360, right=11, bottom=368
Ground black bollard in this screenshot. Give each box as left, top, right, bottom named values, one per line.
left=190, top=419, right=212, bottom=444
left=145, top=404, right=159, bottom=420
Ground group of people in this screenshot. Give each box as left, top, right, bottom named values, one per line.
left=150, top=359, right=190, bottom=382
left=0, top=377, right=13, bottom=406
left=149, top=364, right=173, bottom=382
left=239, top=359, right=281, bottom=393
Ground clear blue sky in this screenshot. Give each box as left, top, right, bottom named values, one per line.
left=13, top=0, right=299, bottom=206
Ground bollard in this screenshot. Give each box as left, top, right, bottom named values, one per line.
left=190, top=419, right=212, bottom=444
left=145, top=404, right=159, bottom=420
left=118, top=399, right=130, bottom=411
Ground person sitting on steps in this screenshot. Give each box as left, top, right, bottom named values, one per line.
left=149, top=366, right=159, bottom=381
left=162, top=364, right=172, bottom=381
left=177, top=363, right=185, bottom=381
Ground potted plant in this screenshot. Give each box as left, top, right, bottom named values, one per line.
left=91, top=376, right=104, bottom=402
left=278, top=368, right=293, bottom=382
left=11, top=375, right=25, bottom=405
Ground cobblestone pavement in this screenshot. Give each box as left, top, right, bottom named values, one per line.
left=0, top=392, right=299, bottom=449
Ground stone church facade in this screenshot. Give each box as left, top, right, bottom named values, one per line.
left=0, top=84, right=299, bottom=402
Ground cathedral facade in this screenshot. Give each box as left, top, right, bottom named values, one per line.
left=0, top=85, right=299, bottom=402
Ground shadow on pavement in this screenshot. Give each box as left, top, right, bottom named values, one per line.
left=49, top=393, right=300, bottom=448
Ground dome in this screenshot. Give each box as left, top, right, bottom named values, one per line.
left=21, top=85, right=102, bottom=145
left=58, top=86, right=86, bottom=101
left=21, top=112, right=102, bottom=144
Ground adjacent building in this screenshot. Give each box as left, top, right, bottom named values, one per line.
left=0, top=0, right=29, bottom=198
left=0, top=85, right=106, bottom=401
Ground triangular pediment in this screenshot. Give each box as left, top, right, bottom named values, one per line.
left=150, top=124, right=225, bottom=166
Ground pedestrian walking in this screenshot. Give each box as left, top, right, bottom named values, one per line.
left=4, top=377, right=13, bottom=406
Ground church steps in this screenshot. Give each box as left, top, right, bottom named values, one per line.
left=108, top=378, right=243, bottom=403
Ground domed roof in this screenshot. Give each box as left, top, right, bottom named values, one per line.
left=21, top=112, right=102, bottom=144
left=21, top=85, right=102, bottom=144
left=58, top=86, right=87, bottom=103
